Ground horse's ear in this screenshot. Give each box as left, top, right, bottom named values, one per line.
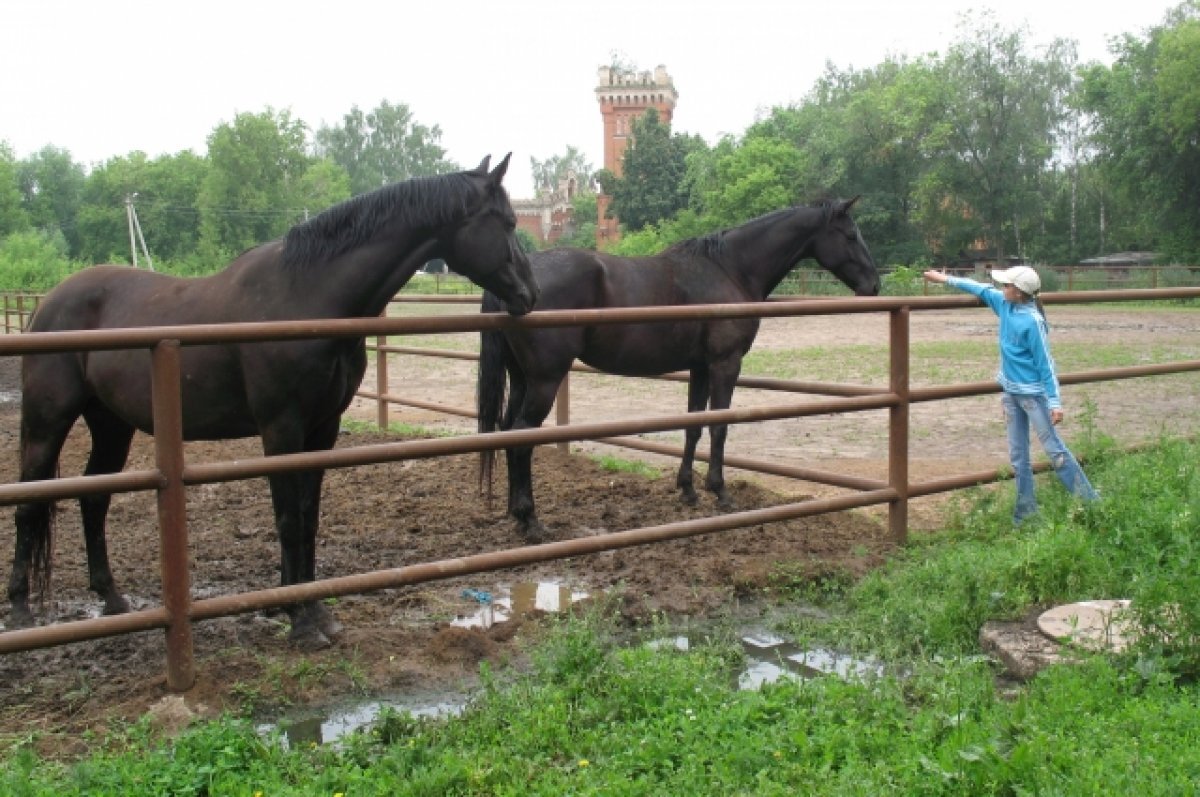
left=842, top=195, right=861, bottom=214
left=489, top=153, right=512, bottom=185
left=472, top=155, right=492, bottom=175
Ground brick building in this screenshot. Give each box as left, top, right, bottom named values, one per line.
left=594, top=64, right=677, bottom=246
left=513, top=170, right=583, bottom=246
left=510, top=63, right=678, bottom=248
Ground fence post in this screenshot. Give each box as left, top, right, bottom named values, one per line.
left=151, top=340, right=195, bottom=691
left=888, top=307, right=910, bottom=544
left=376, top=311, right=389, bottom=430
left=555, top=374, right=570, bottom=452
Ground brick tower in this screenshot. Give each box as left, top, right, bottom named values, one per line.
left=595, top=64, right=677, bottom=246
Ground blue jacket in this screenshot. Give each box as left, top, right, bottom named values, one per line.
left=945, top=276, right=1061, bottom=409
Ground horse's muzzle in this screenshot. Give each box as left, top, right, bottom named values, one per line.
left=856, top=277, right=882, bottom=297
left=504, top=285, right=539, bottom=316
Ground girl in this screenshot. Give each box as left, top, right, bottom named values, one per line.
left=923, top=266, right=1099, bottom=523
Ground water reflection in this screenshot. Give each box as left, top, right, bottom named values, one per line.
left=450, top=581, right=590, bottom=630
left=265, top=696, right=465, bottom=748
left=646, top=629, right=884, bottom=691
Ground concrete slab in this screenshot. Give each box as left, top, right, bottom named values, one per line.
left=1037, top=599, right=1135, bottom=652
left=980, top=620, right=1078, bottom=682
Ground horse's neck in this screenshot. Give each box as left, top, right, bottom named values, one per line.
left=310, top=238, right=439, bottom=318
left=723, top=207, right=819, bottom=299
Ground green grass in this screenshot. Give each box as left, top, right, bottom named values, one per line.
left=587, top=453, right=665, bottom=478
left=339, top=418, right=462, bottom=438
left=6, top=439, right=1200, bottom=794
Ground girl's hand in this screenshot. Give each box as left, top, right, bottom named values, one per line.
left=923, top=269, right=948, bottom=284
left=1051, top=408, right=1064, bottom=425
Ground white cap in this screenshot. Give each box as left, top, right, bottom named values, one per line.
left=990, top=265, right=1041, bottom=295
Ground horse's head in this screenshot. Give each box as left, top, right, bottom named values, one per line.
left=441, top=154, right=540, bottom=315
left=812, top=197, right=881, bottom=296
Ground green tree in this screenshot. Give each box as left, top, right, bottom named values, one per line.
left=75, top=152, right=153, bottom=264
left=17, top=145, right=86, bottom=257
left=76, top=151, right=211, bottom=265
left=601, top=108, right=707, bottom=232
left=933, top=16, right=1077, bottom=261
left=314, top=100, right=457, bottom=196
left=530, top=146, right=594, bottom=197
left=1078, top=2, right=1200, bottom=260
left=0, top=228, right=76, bottom=290
left=556, top=190, right=598, bottom=250
left=140, top=151, right=210, bottom=262
left=290, top=158, right=351, bottom=220
left=198, top=108, right=313, bottom=258
left=0, top=142, right=30, bottom=237
left=690, top=133, right=821, bottom=228
left=814, top=57, right=947, bottom=266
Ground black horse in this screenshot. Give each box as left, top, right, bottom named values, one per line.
left=478, top=198, right=879, bottom=542
left=10, top=154, right=539, bottom=648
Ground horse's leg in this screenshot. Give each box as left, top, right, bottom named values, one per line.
left=9, top=361, right=85, bottom=627
left=261, top=419, right=332, bottom=650
left=297, top=418, right=342, bottom=641
left=676, top=367, right=710, bottom=506
left=79, top=404, right=135, bottom=615
left=705, top=357, right=744, bottom=510
left=501, top=364, right=528, bottom=517
left=505, top=369, right=561, bottom=544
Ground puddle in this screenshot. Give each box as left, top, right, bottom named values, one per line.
left=451, top=580, right=590, bottom=629
left=738, top=634, right=884, bottom=689
left=261, top=693, right=467, bottom=749
left=649, top=628, right=885, bottom=691
left=258, top=589, right=878, bottom=748
left=260, top=580, right=593, bottom=747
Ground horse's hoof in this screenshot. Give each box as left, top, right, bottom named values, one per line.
left=716, top=496, right=735, bottom=512
left=289, top=625, right=332, bottom=651
left=518, top=520, right=550, bottom=544
left=680, top=491, right=699, bottom=507
left=8, top=606, right=35, bottom=629
left=101, top=594, right=131, bottom=616
left=313, top=603, right=343, bottom=639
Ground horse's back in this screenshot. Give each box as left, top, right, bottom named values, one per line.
left=29, top=266, right=175, bottom=333
left=31, top=245, right=282, bottom=333
left=531, top=248, right=744, bottom=309
left=523, top=248, right=755, bottom=376
left=528, top=249, right=613, bottom=310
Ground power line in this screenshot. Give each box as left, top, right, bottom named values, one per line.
left=125, top=193, right=154, bottom=270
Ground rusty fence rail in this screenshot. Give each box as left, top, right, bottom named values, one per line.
left=398, top=263, right=1200, bottom=298
left=0, top=288, right=1198, bottom=691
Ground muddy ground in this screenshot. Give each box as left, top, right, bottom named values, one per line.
left=1, top=304, right=1197, bottom=753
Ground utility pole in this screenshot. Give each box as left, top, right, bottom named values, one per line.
left=124, top=193, right=154, bottom=270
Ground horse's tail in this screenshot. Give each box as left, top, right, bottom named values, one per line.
left=477, top=291, right=509, bottom=501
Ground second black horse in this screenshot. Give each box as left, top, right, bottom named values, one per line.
left=478, top=198, right=880, bottom=542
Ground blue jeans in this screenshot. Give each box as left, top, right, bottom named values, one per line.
left=1001, top=392, right=1099, bottom=523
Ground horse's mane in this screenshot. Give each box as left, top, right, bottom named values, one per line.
left=281, top=172, right=482, bottom=268
left=666, top=200, right=837, bottom=262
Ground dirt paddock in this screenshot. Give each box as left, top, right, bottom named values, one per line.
left=1, top=303, right=1197, bottom=750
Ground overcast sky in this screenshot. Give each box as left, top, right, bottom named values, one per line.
left=2, top=0, right=1181, bottom=199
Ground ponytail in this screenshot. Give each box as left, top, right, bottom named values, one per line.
left=1033, top=296, right=1049, bottom=333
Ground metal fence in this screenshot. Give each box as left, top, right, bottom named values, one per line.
left=0, top=288, right=1198, bottom=692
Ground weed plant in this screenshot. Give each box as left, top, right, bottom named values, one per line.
left=5, top=440, right=1200, bottom=794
